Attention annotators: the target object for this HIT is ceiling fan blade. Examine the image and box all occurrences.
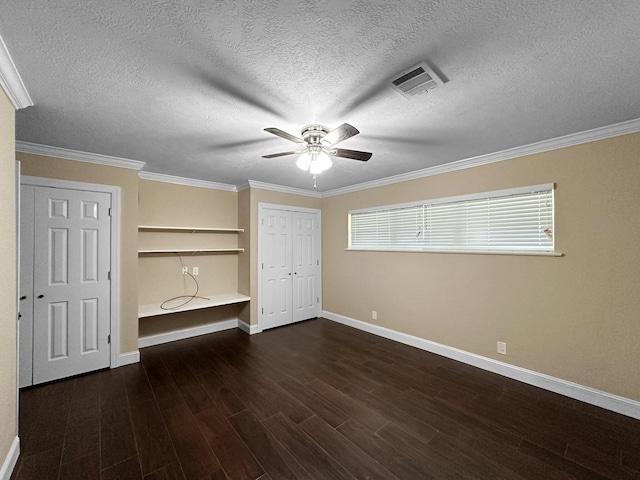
[323,123,360,146]
[264,128,304,144]
[262,151,299,158]
[332,148,372,162]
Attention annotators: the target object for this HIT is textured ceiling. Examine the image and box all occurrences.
[2,0,640,191]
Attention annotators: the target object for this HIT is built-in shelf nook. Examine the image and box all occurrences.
[137,222,249,346]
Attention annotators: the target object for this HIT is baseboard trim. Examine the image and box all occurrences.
[238,320,262,335]
[0,436,19,480]
[118,351,140,366]
[322,311,640,420]
[138,319,239,348]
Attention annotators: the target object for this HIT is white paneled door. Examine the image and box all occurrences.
[292,212,320,323]
[260,206,321,330]
[262,209,293,330]
[21,185,112,386]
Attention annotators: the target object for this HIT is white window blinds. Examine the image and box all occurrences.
[349,184,554,253]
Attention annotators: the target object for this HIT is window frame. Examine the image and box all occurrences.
[347,183,561,256]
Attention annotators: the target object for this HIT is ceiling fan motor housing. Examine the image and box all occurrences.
[301,124,330,146]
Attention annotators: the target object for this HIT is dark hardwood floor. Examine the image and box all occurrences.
[11,318,640,480]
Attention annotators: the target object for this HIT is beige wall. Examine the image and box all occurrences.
[17,153,139,353]
[322,132,640,401]
[138,179,242,337]
[0,90,17,467]
[247,188,322,325]
[9,128,639,408]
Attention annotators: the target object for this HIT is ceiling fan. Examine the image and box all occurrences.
[262,123,372,188]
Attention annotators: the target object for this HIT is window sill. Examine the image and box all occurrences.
[346,248,563,257]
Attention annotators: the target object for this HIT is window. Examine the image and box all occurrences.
[348,184,555,254]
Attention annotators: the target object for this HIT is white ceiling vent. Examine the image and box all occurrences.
[390,62,445,99]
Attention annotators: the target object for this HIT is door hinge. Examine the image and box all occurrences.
[261,307,264,314]
[108,207,111,216]
[107,271,111,280]
[317,259,319,266]
[317,297,319,303]
[107,334,111,344]
[261,263,264,270]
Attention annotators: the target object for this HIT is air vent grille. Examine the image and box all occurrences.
[390,62,445,99]
[392,67,428,88]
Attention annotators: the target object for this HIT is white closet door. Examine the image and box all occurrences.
[260,206,321,330]
[292,212,320,323]
[31,186,111,384]
[261,209,293,330]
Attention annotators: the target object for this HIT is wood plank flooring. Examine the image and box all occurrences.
[11,318,640,480]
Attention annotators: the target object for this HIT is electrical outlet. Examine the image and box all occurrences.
[193,267,199,276]
[372,310,377,320]
[182,266,188,274]
[497,341,507,355]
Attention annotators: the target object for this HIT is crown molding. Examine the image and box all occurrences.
[0,34,33,109]
[139,171,237,192]
[322,117,640,198]
[236,181,251,192]
[245,180,323,198]
[16,141,145,170]
[15,117,640,198]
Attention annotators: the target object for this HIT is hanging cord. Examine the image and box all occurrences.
[160,254,209,310]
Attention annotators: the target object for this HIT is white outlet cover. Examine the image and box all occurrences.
[193,267,199,275]
[497,341,507,355]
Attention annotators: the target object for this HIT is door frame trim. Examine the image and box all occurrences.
[20,175,121,369]
[14,162,20,440]
[257,203,322,332]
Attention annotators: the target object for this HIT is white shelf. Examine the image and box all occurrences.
[138,248,244,254]
[139,225,244,233]
[139,292,250,318]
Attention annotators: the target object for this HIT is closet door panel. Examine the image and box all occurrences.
[261,210,293,329]
[260,206,321,330]
[292,212,320,323]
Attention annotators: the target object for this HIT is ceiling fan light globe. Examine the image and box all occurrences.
[309,159,324,174]
[317,150,333,171]
[296,152,312,171]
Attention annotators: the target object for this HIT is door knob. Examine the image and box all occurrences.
[37,294,44,299]
[20,296,26,300]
